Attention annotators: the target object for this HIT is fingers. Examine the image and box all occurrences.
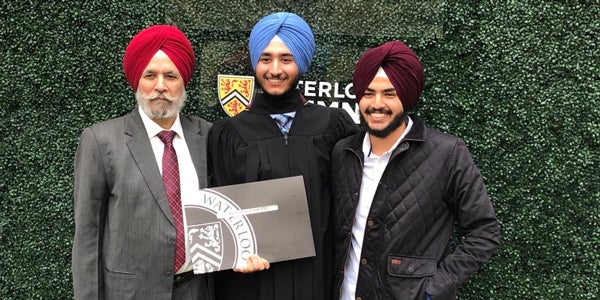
[233,255,270,273]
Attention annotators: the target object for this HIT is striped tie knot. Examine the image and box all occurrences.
[273,114,294,133]
[157,130,177,144]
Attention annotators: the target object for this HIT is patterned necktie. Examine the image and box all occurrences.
[272,113,294,133]
[157,130,185,272]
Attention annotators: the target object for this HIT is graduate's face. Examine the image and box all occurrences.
[136,51,186,122]
[255,41,301,96]
[359,76,406,138]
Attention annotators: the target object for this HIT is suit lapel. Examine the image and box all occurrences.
[125,109,175,226]
[181,116,208,189]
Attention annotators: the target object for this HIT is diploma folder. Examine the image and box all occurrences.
[183,176,316,274]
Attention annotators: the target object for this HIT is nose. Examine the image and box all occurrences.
[269,59,283,76]
[372,92,385,107]
[155,75,167,92]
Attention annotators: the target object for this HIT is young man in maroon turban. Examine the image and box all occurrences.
[331,40,500,300]
[208,12,359,300]
[71,24,216,300]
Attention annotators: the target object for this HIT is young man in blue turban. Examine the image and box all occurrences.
[208,12,359,300]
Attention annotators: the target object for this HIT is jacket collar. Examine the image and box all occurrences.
[343,115,428,155]
[124,107,145,137]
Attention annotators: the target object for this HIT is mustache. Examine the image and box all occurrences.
[365,107,392,115]
[147,93,177,101]
[265,75,286,80]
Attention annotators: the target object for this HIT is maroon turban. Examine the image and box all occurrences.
[353,41,425,111]
[123,25,195,91]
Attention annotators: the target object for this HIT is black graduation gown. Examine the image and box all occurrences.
[208,91,359,300]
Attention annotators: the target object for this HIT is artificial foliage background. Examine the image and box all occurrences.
[0,0,598,299]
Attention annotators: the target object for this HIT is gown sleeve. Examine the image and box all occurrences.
[333,107,360,141]
[207,119,245,187]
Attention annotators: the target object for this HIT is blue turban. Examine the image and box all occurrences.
[249,12,315,75]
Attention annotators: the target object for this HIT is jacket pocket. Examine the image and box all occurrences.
[103,266,135,299]
[387,255,437,278]
[103,265,135,277]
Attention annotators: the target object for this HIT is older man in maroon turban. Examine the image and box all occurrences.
[72,24,217,300]
[331,40,500,300]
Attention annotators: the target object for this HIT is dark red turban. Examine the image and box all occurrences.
[123,25,195,91]
[353,41,425,111]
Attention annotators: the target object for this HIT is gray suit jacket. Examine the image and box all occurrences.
[72,108,212,300]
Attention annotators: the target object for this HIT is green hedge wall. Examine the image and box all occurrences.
[1,0,598,299]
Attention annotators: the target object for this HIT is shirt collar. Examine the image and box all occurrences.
[362,116,414,158]
[269,111,297,118]
[138,106,184,139]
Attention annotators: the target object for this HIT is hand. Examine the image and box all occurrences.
[233,254,270,273]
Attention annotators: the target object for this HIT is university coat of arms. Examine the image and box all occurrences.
[218,75,255,117]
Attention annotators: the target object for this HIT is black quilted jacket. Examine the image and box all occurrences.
[331,116,500,300]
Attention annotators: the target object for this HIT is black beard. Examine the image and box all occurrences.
[360,111,407,138]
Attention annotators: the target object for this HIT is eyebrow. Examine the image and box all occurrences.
[365,87,396,93]
[142,69,179,76]
[260,52,294,58]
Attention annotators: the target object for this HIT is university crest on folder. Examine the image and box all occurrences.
[218,75,255,117]
[184,176,316,274]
